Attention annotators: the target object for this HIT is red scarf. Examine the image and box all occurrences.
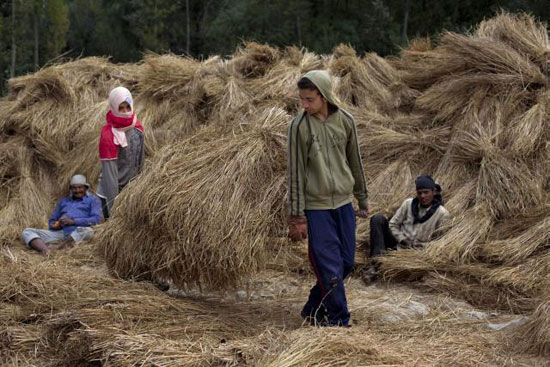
[99,111,144,160]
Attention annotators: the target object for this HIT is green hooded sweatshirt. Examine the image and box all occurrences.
[288,70,368,217]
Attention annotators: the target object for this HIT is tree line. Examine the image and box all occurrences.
[1,0,549,95]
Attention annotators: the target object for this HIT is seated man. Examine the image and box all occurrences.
[21,174,103,255]
[364,175,450,282]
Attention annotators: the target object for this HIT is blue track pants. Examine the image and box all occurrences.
[301,203,355,326]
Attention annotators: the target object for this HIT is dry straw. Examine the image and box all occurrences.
[375,17,550,346]
[98,107,289,290]
[1,11,550,362]
[476,12,550,69]
[515,297,550,357]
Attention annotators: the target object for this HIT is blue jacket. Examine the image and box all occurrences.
[48,194,103,236]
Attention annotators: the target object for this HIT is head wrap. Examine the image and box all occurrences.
[415,175,436,190]
[412,175,443,224]
[99,87,144,161]
[109,87,134,118]
[69,174,90,196]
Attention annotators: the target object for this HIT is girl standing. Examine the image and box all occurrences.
[97,87,144,218]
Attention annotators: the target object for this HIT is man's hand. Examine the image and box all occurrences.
[356,205,371,218]
[59,216,75,226]
[288,216,307,242]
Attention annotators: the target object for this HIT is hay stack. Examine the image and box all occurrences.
[0,58,139,246]
[375,13,550,322]
[231,41,281,78]
[2,10,550,361]
[329,44,415,115]
[475,12,550,70]
[97,107,289,290]
[135,53,214,137]
[250,46,323,112]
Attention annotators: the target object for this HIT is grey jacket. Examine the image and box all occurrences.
[97,127,144,215]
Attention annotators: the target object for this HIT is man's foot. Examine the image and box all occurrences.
[40,248,51,256]
[153,279,170,292]
[49,237,74,251]
[361,264,378,285]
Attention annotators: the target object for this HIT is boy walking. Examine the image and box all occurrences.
[287,70,369,326]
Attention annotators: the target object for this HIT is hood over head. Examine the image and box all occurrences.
[301,70,340,109]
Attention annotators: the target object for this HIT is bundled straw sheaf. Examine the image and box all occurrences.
[97,107,289,290]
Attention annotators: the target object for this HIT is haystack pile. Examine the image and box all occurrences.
[0,42,308,247]
[0,57,137,246]
[376,12,550,311]
[2,10,550,361]
[373,13,550,356]
[99,108,289,289]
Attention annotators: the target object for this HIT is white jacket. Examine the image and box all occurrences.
[389,198,450,244]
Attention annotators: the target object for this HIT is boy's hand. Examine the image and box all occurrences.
[356,205,371,218]
[288,216,307,242]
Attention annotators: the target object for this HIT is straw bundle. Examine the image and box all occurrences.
[506,90,550,157]
[440,32,546,82]
[231,41,281,78]
[407,37,433,52]
[0,146,55,246]
[251,46,323,112]
[202,65,253,123]
[135,53,212,135]
[97,107,289,290]
[515,297,550,357]
[392,47,466,91]
[329,44,409,115]
[475,12,550,69]
[476,151,544,219]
